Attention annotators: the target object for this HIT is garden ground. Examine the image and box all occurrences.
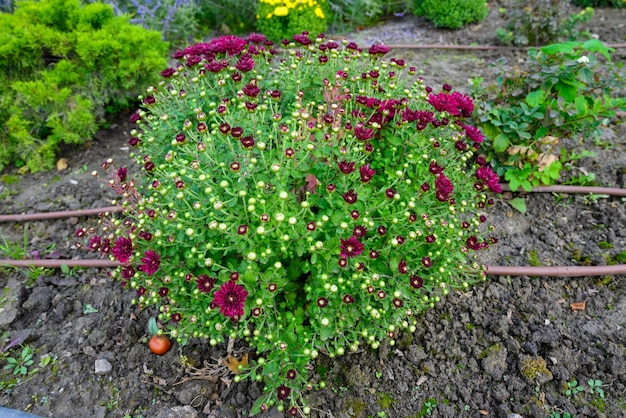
[0,5,625,418]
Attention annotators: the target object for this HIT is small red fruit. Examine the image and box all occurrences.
[148,334,171,355]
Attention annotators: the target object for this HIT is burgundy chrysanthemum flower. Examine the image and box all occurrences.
[398,260,408,274]
[338,160,355,174]
[247,33,266,44]
[340,236,364,258]
[427,92,460,116]
[240,136,255,149]
[277,385,291,401]
[207,35,247,55]
[139,250,160,276]
[112,237,133,263]
[354,123,375,140]
[429,161,444,175]
[377,290,386,299]
[350,210,360,220]
[317,297,328,308]
[205,60,226,73]
[393,298,404,308]
[129,111,141,123]
[128,137,140,147]
[338,257,348,268]
[121,266,135,279]
[292,33,311,45]
[377,225,387,236]
[385,188,396,199]
[476,166,502,193]
[242,83,260,98]
[342,189,358,204]
[368,43,390,55]
[435,174,454,202]
[158,287,169,297]
[359,164,375,183]
[452,91,474,117]
[421,257,432,268]
[410,275,424,289]
[343,294,355,304]
[160,67,175,78]
[464,125,485,143]
[212,281,248,320]
[196,275,216,293]
[369,250,379,259]
[235,54,255,72]
[425,234,436,244]
[353,225,368,238]
[466,236,483,251]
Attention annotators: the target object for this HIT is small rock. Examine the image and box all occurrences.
[0,276,23,326]
[83,346,96,357]
[481,344,508,380]
[508,414,524,418]
[22,286,54,312]
[94,358,112,375]
[154,405,199,418]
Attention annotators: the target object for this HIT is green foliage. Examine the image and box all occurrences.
[571,0,625,7]
[413,0,488,29]
[327,0,414,32]
[82,33,499,414]
[256,0,330,42]
[471,39,626,191]
[0,0,168,173]
[497,0,593,46]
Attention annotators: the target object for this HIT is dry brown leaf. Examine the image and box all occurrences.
[224,353,248,374]
[537,153,557,172]
[479,410,489,415]
[56,158,69,171]
[570,300,587,311]
[539,135,559,145]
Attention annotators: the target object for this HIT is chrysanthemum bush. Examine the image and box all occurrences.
[81,32,500,415]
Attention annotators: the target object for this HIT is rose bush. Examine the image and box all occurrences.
[81,32,500,415]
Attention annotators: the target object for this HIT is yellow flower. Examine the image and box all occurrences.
[314,6,324,19]
[274,6,289,16]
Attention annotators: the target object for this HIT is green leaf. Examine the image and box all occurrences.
[582,39,612,61]
[148,317,158,336]
[493,134,510,153]
[60,264,70,274]
[249,395,269,416]
[554,82,578,102]
[82,303,98,314]
[525,90,544,108]
[574,95,587,116]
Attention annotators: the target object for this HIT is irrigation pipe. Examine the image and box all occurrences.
[385,43,626,50]
[500,184,626,197]
[0,206,124,222]
[1,258,625,277]
[2,184,626,223]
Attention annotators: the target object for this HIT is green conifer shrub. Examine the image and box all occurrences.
[0,0,168,173]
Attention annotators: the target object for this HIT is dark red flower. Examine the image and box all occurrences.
[213,281,248,320]
[398,260,408,274]
[240,136,255,149]
[385,188,396,199]
[429,161,444,175]
[425,235,436,243]
[353,225,367,238]
[160,67,175,78]
[292,33,311,45]
[128,137,140,147]
[368,43,390,55]
[359,164,375,183]
[196,275,216,293]
[338,257,348,268]
[112,237,133,263]
[340,236,364,258]
[452,91,474,117]
[369,250,379,259]
[343,294,355,304]
[338,160,355,174]
[242,83,260,97]
[277,385,291,401]
[427,92,460,116]
[410,275,424,289]
[377,225,387,236]
[235,54,255,72]
[393,298,404,308]
[354,123,375,140]
[207,35,247,55]
[464,125,484,143]
[237,225,248,235]
[139,250,160,276]
[435,174,454,202]
[158,287,169,297]
[342,189,358,204]
[476,166,502,193]
[377,290,386,299]
[421,257,432,268]
[121,266,135,279]
[466,236,483,251]
[317,297,328,308]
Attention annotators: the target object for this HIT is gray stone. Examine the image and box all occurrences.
[481,344,508,380]
[22,286,54,312]
[94,358,112,375]
[0,276,23,326]
[508,414,524,418]
[154,405,199,418]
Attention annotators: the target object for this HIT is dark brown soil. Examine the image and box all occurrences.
[0,4,625,418]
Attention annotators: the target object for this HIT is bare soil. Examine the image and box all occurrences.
[0,4,625,418]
